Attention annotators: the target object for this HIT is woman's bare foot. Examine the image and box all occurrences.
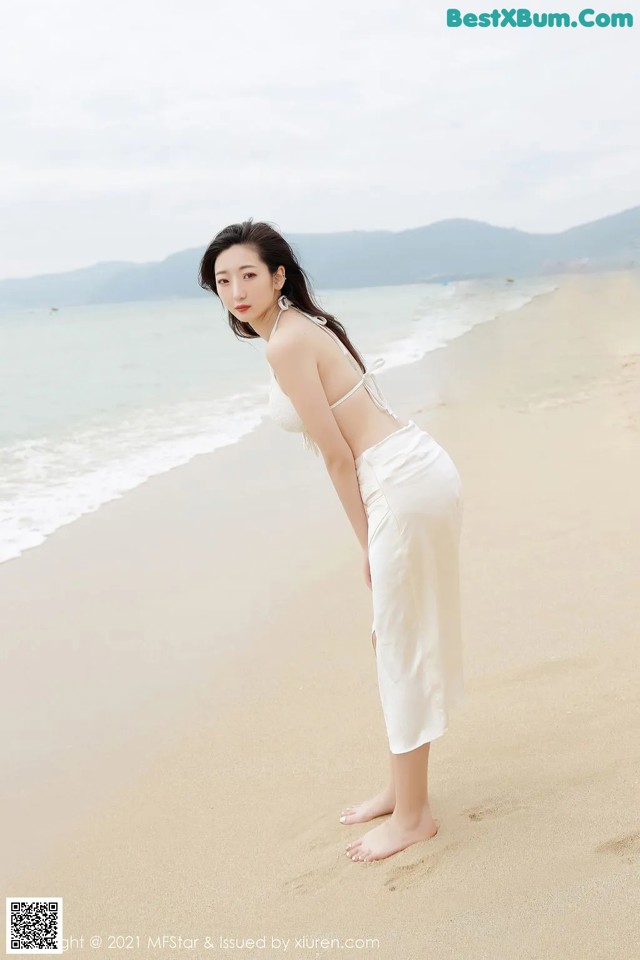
[339,789,395,824]
[345,809,439,862]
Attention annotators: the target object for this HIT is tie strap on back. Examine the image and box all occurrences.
[329,357,386,409]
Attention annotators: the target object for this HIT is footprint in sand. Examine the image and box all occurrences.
[282,868,323,893]
[464,798,526,821]
[384,842,464,891]
[594,831,640,864]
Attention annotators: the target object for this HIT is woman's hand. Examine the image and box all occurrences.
[363,548,372,590]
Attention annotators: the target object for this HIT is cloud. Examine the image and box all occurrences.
[1,0,638,276]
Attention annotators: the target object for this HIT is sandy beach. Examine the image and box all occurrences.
[2,269,639,958]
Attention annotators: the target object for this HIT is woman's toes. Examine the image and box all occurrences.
[339,803,363,823]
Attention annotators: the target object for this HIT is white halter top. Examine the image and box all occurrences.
[266,296,398,455]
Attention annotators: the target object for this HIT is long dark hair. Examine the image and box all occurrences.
[198,219,366,374]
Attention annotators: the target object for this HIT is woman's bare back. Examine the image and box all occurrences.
[276,306,409,461]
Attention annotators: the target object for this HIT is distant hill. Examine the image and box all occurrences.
[2,206,639,308]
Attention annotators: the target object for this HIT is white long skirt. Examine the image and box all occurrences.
[355,420,464,754]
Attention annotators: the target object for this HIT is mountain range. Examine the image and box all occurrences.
[2,206,639,308]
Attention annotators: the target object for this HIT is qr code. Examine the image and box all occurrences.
[6,898,63,954]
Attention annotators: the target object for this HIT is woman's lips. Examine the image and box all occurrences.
[236,305,251,312]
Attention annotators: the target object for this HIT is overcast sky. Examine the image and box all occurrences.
[1,0,637,278]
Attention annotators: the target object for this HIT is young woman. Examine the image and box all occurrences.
[198,219,464,863]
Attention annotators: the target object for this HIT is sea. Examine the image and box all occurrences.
[0,277,556,564]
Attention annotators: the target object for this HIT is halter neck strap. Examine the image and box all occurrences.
[269,295,328,341]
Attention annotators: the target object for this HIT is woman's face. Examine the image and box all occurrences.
[214,244,282,321]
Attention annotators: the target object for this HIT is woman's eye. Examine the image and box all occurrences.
[219,274,254,284]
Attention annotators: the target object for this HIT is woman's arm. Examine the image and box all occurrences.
[267,332,369,549]
[326,458,369,551]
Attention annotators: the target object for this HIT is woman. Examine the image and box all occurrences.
[198,219,464,863]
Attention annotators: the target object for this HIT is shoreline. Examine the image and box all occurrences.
[0,277,546,566]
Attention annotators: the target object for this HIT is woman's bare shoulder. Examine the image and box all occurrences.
[267,307,316,354]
